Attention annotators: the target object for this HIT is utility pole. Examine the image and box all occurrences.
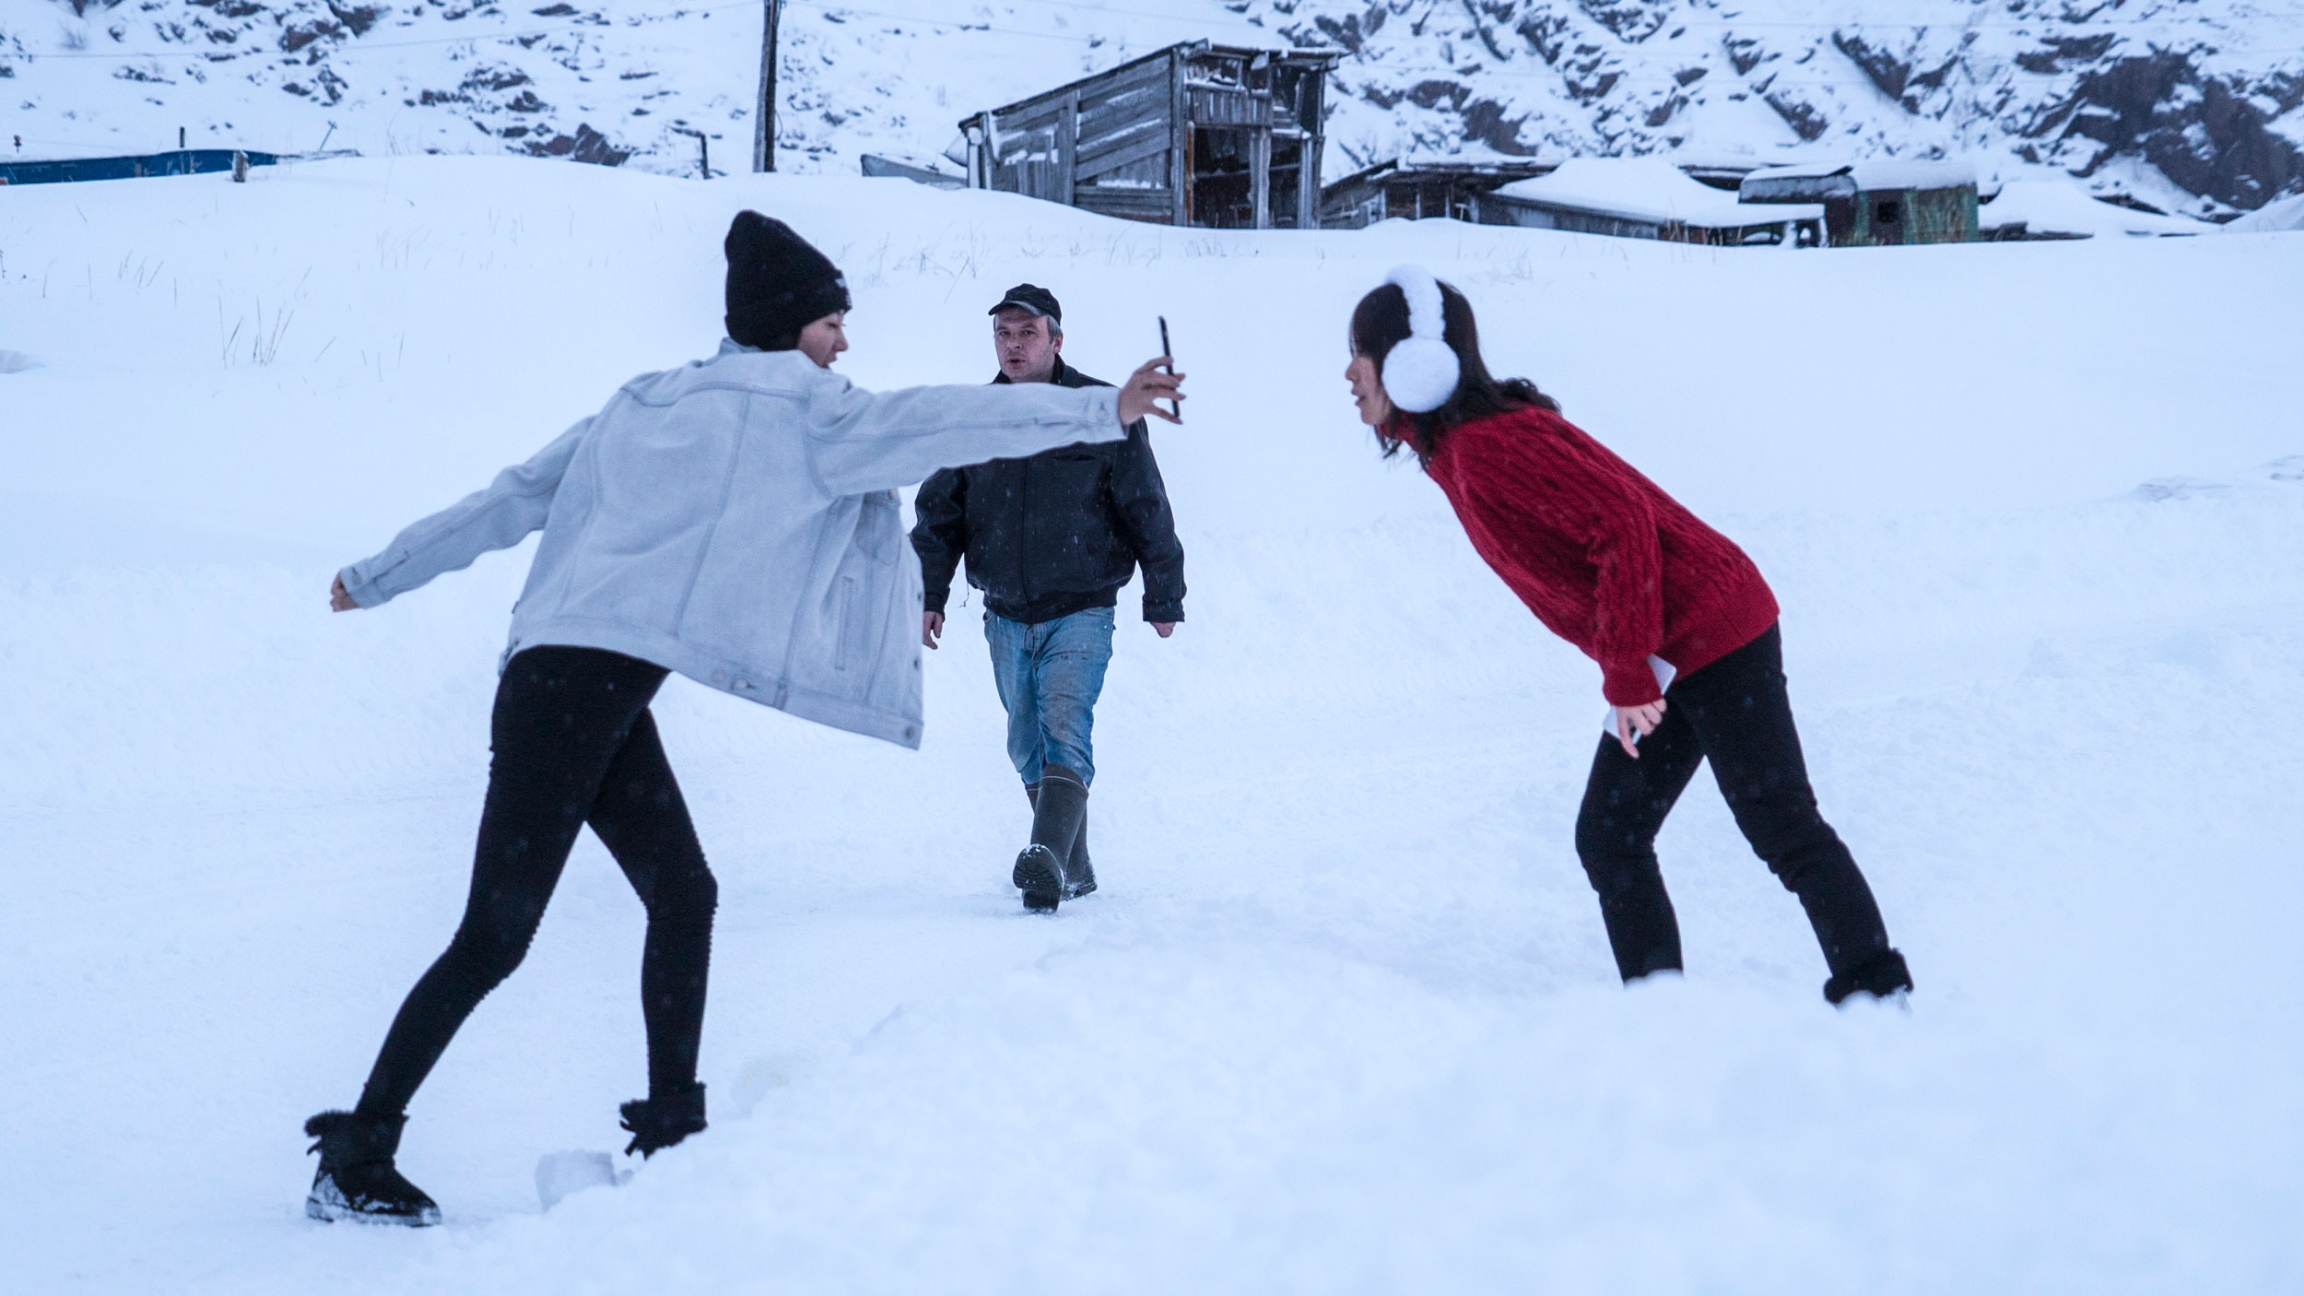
[753,0,781,173]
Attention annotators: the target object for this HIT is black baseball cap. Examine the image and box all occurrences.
[988,283,1062,325]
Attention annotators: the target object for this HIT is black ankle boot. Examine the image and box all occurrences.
[619,1081,707,1158]
[1015,767,1088,912]
[304,1110,440,1226]
[1824,948,1914,1005]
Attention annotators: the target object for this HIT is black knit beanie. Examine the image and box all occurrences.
[724,211,851,351]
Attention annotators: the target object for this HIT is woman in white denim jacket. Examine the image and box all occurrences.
[301,212,1184,1227]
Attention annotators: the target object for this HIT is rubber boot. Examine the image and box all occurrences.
[1027,782,1097,901]
[619,1081,707,1158]
[1064,806,1097,900]
[304,1109,441,1226]
[1824,948,1914,1005]
[1014,766,1088,912]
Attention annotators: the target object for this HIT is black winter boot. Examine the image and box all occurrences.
[304,1110,440,1226]
[1824,948,1914,1005]
[1026,782,1097,901]
[619,1081,707,1158]
[1063,806,1097,900]
[1015,766,1088,912]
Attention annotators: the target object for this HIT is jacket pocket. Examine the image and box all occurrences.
[833,575,861,673]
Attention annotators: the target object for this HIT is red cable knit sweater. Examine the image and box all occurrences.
[1419,404,1780,707]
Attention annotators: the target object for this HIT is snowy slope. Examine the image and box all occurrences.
[4,157,2304,1291]
[4,0,2303,215]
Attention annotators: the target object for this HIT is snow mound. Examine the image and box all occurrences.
[2225,192,2304,233]
[1982,178,2208,239]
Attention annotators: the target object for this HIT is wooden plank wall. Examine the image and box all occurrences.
[989,49,1182,224]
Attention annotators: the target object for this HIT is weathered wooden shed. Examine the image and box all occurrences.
[1738,161,1978,246]
[1318,159,1556,229]
[958,41,1338,229]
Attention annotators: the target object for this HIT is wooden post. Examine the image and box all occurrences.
[1056,89,1078,208]
[753,0,781,173]
[1250,129,1271,229]
[231,150,248,183]
[1302,63,1327,230]
[1169,50,1190,226]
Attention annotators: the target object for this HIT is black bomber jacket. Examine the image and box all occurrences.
[910,356,1186,626]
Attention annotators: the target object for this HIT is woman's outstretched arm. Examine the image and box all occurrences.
[804,359,1182,497]
[331,417,592,611]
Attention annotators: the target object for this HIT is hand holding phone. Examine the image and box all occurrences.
[1158,316,1183,424]
[1118,356,1186,426]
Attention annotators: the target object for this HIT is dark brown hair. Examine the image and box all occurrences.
[1350,280,1557,463]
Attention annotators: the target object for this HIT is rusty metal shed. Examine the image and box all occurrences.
[1739,161,1979,246]
[958,41,1338,228]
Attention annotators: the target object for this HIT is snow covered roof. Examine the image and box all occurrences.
[1755,159,1977,189]
[1488,158,1819,228]
[1980,180,2209,238]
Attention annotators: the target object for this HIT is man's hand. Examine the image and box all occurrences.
[1151,622,1176,639]
[1117,356,1185,426]
[1610,700,1666,758]
[922,610,944,649]
[330,575,359,612]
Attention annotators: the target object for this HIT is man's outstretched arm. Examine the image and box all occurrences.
[911,469,969,648]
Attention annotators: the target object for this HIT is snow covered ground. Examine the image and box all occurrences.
[3,158,2302,1292]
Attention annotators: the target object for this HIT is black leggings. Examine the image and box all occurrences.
[1574,623,1890,982]
[356,646,718,1118]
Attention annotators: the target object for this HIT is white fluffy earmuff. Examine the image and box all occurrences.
[1380,265,1461,414]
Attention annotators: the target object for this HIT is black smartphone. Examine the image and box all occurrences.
[1157,316,1182,423]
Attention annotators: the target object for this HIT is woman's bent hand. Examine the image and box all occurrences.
[330,576,359,612]
[1611,700,1666,759]
[1118,357,1185,426]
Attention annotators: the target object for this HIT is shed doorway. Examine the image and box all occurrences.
[1267,135,1306,229]
[1189,128,1256,228]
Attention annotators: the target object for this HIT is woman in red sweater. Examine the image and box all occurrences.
[1348,267,1911,1004]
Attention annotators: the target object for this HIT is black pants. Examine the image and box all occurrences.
[1574,623,1890,982]
[356,646,718,1118]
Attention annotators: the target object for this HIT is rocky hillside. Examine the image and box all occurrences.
[1277,0,2304,217]
[4,0,2299,215]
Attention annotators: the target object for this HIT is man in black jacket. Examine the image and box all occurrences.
[912,283,1186,913]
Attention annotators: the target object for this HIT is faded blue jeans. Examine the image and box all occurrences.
[985,607,1115,786]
